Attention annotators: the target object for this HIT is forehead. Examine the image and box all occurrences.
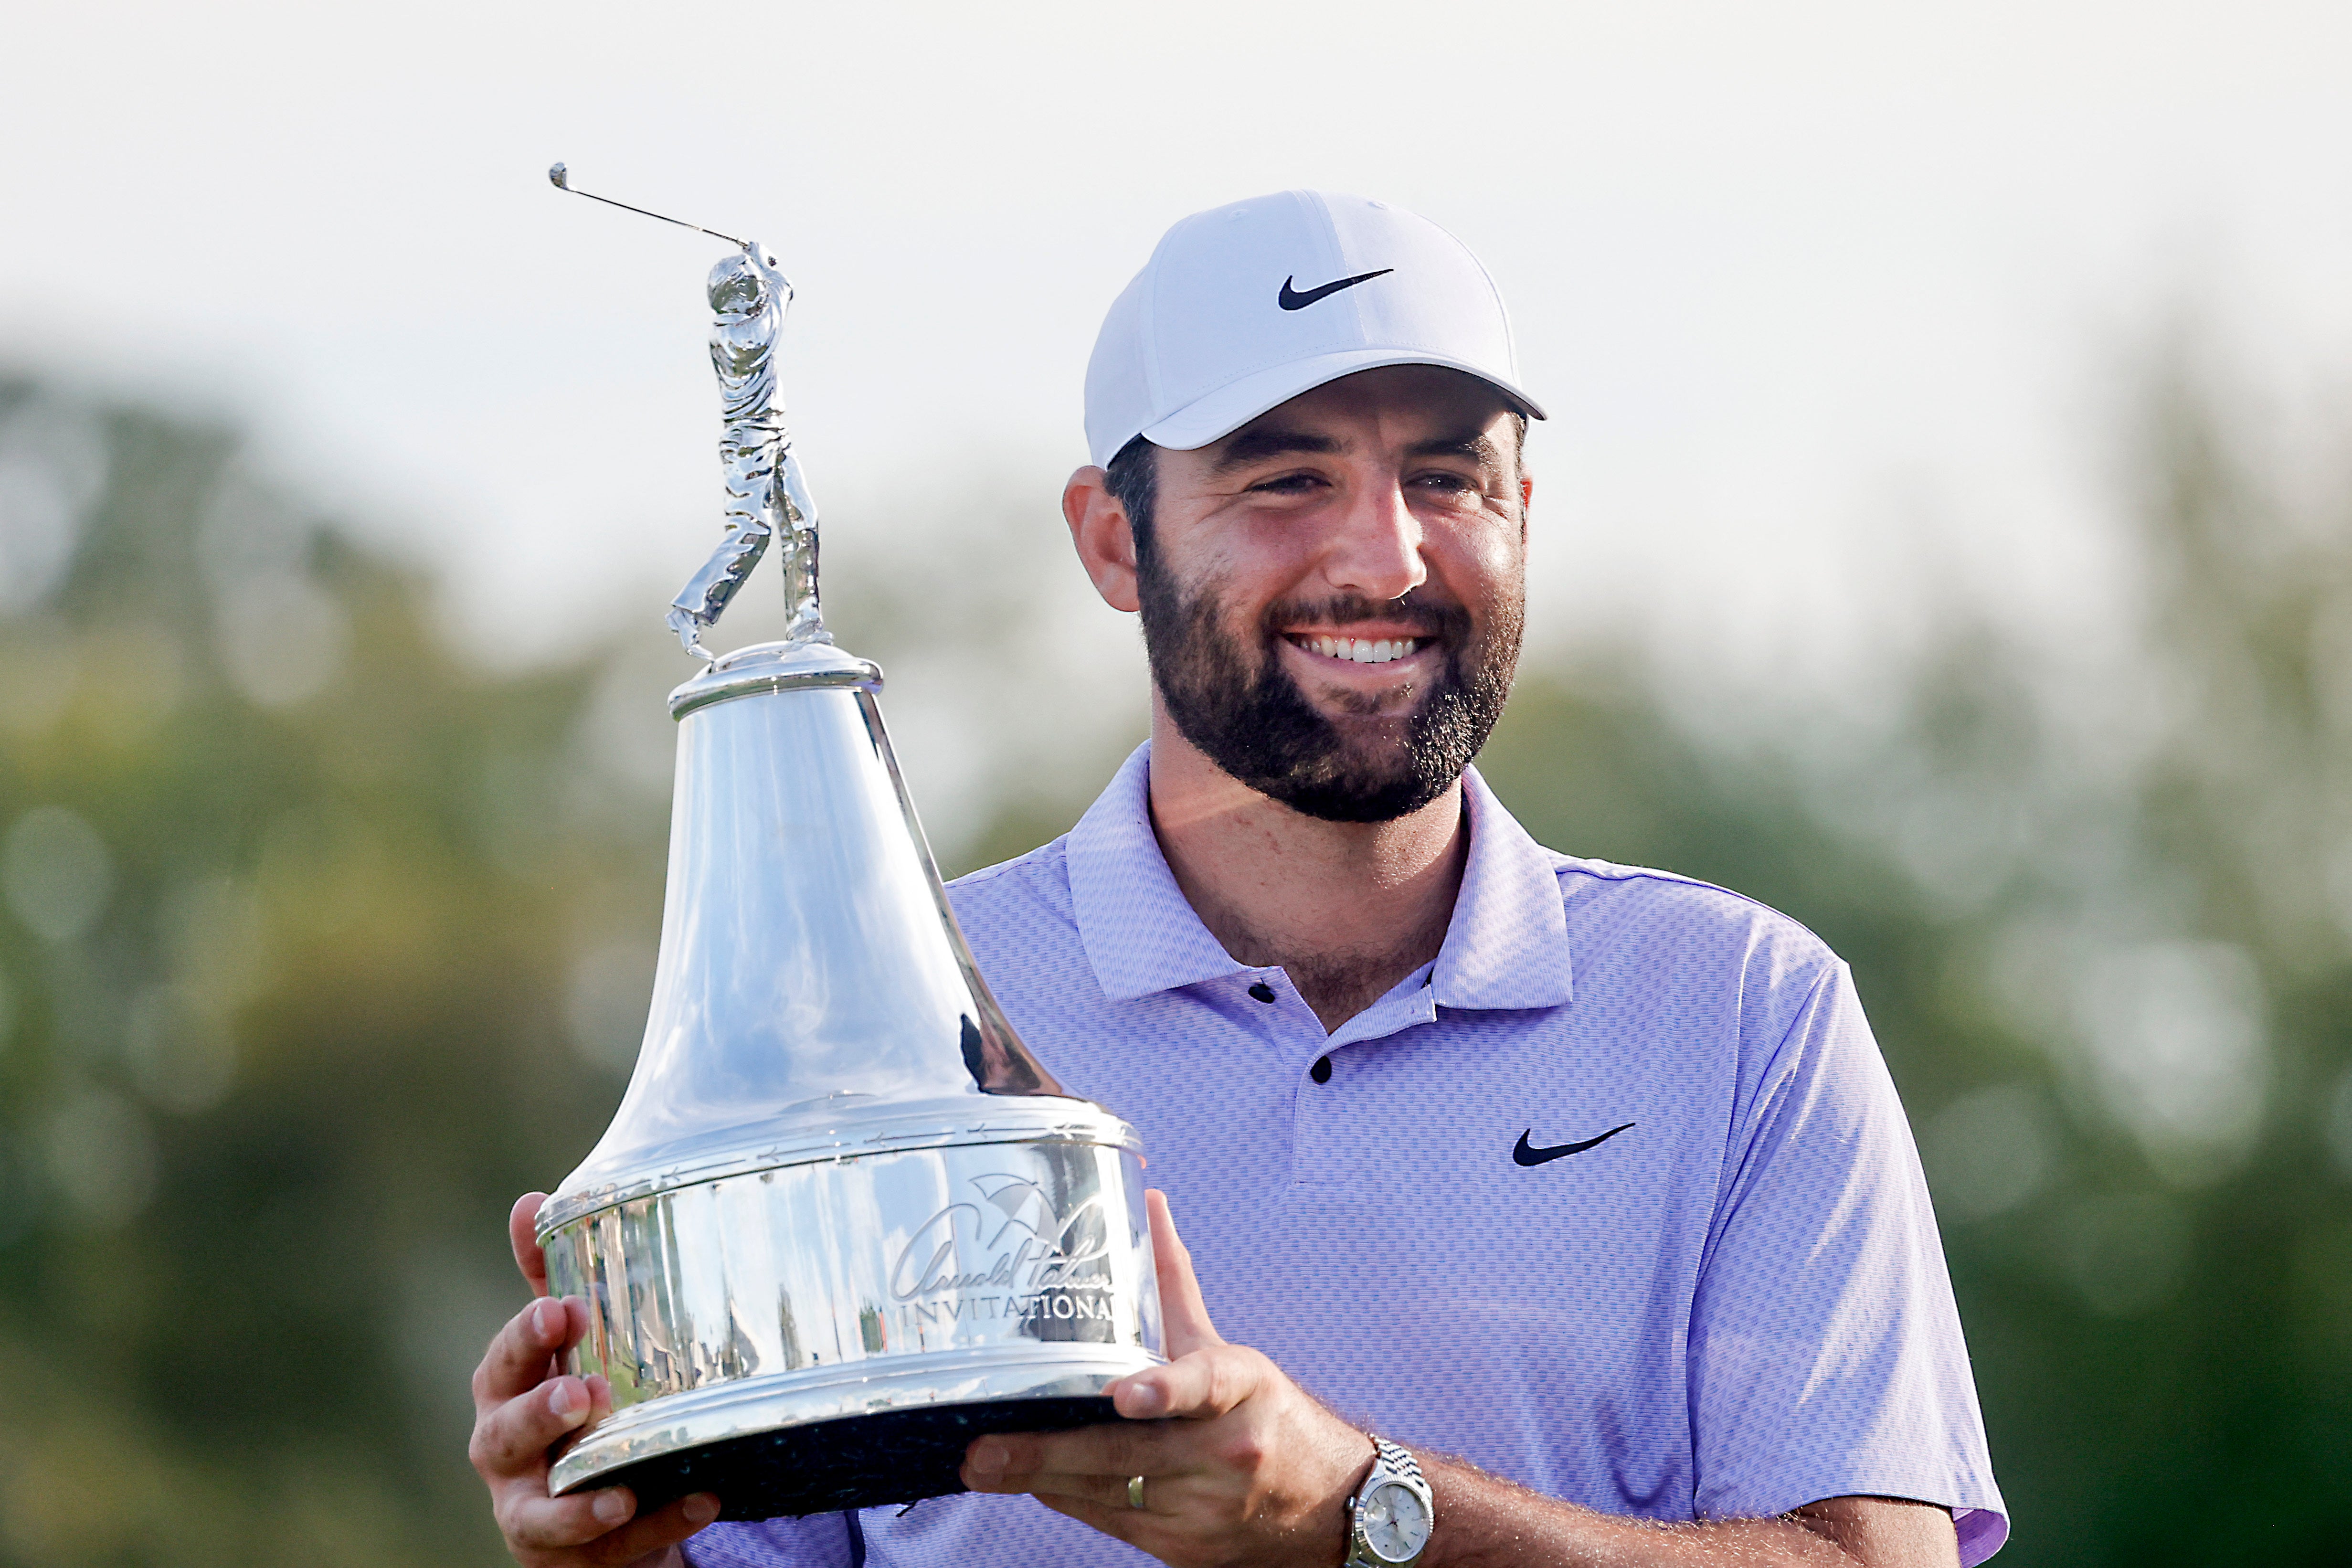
[1225,364,1518,446]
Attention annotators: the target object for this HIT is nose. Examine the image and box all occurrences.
[1317,473,1426,604]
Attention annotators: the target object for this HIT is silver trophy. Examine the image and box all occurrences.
[537,166,1163,1520]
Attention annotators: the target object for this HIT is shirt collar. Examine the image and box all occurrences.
[1067,742,1573,1011]
[1432,764,1575,1010]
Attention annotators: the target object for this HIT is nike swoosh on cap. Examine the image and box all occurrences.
[1512,1123,1636,1166]
[1277,269,1393,311]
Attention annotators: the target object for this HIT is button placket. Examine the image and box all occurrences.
[1289,972,1446,1184]
[1250,972,1329,1178]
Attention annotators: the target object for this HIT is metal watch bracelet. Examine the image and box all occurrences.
[1345,1434,1433,1568]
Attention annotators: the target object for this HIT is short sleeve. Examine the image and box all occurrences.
[1689,961,2010,1565]
[682,1513,857,1568]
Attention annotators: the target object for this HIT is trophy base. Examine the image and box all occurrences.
[548,1344,1164,1521]
[588,1394,1120,1521]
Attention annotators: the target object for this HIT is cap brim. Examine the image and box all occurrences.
[1139,349,1547,456]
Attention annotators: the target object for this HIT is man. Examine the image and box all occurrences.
[472,191,2007,1568]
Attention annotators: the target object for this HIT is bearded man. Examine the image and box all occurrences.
[472,191,2008,1568]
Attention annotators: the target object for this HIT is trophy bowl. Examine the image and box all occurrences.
[541,1117,1158,1518]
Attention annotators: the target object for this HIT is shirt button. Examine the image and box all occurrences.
[1310,1055,1333,1083]
[1248,982,1277,1003]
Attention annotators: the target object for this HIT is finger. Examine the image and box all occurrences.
[584,1371,614,1426]
[1114,1342,1263,1422]
[472,1297,577,1412]
[498,1483,638,1551]
[511,1193,551,1298]
[596,1491,722,1561]
[978,1467,1160,1513]
[471,1373,597,1478]
[1144,1190,1220,1356]
[504,1484,721,1557]
[963,1423,1177,1491]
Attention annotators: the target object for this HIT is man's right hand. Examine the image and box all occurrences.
[469,1192,720,1568]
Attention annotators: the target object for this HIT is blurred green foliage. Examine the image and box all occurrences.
[0,352,2346,1566]
[0,377,684,1564]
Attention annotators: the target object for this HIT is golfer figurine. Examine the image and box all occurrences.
[545,163,824,656]
[665,241,827,657]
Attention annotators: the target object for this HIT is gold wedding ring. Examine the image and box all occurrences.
[1127,1474,1148,1510]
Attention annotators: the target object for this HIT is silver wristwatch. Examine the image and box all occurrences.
[1345,1435,1433,1567]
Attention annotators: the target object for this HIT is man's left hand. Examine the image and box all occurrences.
[961,1190,1374,1568]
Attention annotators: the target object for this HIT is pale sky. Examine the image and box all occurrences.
[4,0,2348,713]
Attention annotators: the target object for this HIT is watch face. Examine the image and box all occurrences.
[1361,1479,1430,1562]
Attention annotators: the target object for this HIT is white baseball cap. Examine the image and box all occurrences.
[1083,189,1545,469]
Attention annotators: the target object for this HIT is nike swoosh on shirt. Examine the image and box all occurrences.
[1277,269,1393,310]
[1512,1123,1636,1166]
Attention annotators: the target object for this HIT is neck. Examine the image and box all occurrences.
[1144,699,1468,1033]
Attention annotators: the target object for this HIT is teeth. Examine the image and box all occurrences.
[1297,636,1417,664]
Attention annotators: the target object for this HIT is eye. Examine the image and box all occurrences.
[1249,472,1325,495]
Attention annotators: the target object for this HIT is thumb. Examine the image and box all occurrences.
[510,1192,551,1299]
[1145,1188,1221,1356]
[1109,1190,1237,1420]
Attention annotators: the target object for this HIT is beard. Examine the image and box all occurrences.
[1135,552,1524,824]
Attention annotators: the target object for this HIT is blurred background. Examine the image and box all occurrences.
[2,2,2349,1563]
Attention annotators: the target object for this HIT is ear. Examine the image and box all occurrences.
[1063,465,1142,614]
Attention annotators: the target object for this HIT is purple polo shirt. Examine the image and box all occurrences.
[687,745,2008,1568]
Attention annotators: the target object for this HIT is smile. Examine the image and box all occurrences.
[1285,634,1422,666]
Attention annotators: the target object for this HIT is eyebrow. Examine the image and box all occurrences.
[1208,426,1340,474]
[1406,430,1509,470]
[1208,425,1509,476]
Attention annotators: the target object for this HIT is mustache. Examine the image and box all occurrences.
[1256,591,1468,641]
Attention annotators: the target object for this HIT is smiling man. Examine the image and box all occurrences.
[471,191,2007,1568]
